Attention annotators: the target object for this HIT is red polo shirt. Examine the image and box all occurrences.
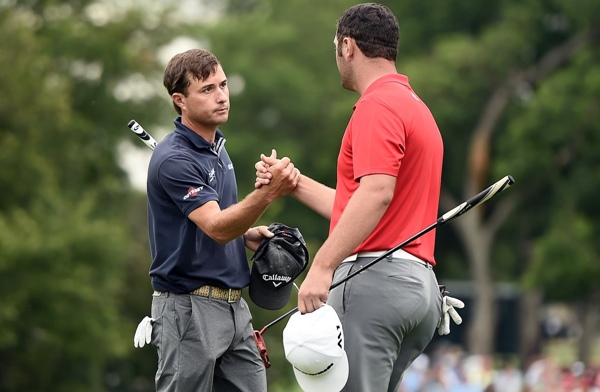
[331,74,443,265]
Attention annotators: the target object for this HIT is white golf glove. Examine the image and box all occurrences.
[438,296,465,335]
[134,316,154,348]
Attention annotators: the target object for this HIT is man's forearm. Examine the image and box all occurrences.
[199,157,299,243]
[218,189,275,241]
[311,184,388,273]
[189,187,279,244]
[292,174,335,219]
[310,174,395,273]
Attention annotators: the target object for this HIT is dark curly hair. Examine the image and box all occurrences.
[336,3,399,61]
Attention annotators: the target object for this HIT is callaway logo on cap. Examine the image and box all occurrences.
[261,274,292,287]
[249,222,309,310]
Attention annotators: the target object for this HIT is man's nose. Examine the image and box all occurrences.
[216,89,228,103]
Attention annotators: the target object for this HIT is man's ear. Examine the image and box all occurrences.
[172,93,185,110]
[343,37,355,59]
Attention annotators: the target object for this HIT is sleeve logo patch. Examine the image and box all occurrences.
[183,186,203,200]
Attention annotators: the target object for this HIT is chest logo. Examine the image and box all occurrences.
[208,168,216,183]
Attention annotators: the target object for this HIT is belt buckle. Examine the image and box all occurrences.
[227,289,235,303]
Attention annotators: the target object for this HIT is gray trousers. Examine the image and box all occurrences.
[327,255,442,392]
[150,292,266,392]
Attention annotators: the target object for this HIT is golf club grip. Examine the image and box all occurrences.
[127,119,158,150]
[439,175,515,223]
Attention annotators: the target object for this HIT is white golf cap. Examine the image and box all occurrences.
[283,304,349,392]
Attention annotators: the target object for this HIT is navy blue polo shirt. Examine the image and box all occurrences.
[147,117,249,293]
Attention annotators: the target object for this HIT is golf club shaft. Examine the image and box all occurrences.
[261,175,515,331]
[127,119,158,150]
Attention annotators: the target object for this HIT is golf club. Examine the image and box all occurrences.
[252,174,515,368]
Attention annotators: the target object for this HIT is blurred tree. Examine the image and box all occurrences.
[402,0,599,357]
[0,193,129,390]
[0,1,181,390]
[500,45,600,364]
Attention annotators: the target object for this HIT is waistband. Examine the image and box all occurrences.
[153,285,242,303]
[342,249,429,266]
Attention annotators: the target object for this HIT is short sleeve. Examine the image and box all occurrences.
[157,155,219,215]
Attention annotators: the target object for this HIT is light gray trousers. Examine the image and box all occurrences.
[151,292,266,392]
[327,255,442,392]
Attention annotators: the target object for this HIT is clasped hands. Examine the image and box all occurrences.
[254,149,296,189]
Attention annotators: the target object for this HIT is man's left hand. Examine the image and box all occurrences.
[438,296,465,335]
[243,225,274,252]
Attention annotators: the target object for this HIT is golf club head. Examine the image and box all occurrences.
[253,330,271,368]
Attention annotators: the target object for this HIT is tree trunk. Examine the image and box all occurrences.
[518,289,543,369]
[445,30,592,356]
[458,210,497,355]
[577,291,600,365]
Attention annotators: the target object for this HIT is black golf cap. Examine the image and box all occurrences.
[249,223,309,310]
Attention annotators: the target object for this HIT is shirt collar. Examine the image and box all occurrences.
[173,117,225,150]
[354,73,410,109]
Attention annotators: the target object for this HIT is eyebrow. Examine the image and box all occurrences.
[199,78,227,89]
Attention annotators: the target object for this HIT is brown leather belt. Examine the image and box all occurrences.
[190,285,242,302]
[153,285,242,303]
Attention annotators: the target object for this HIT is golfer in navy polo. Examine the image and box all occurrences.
[144,49,300,392]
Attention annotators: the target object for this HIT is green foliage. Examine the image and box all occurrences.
[497,51,600,186]
[0,192,129,391]
[496,47,600,300]
[523,210,599,301]
[0,1,182,391]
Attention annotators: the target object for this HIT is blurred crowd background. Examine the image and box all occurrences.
[1,0,598,391]
[400,344,600,392]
